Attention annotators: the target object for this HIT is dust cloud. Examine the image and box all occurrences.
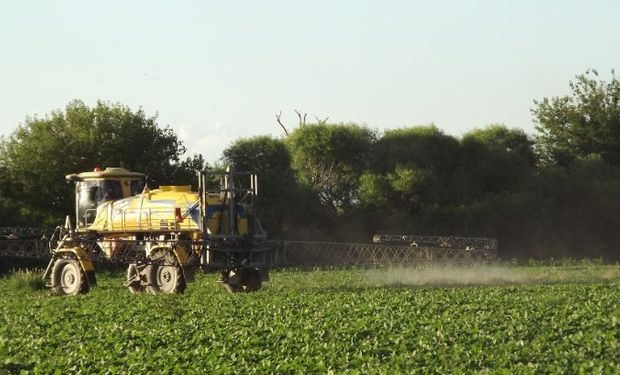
[365,264,620,287]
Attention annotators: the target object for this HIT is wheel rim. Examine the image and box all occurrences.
[60,263,79,294]
[156,266,178,293]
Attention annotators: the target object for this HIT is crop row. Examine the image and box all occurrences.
[0,267,618,373]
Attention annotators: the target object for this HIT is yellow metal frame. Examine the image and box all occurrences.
[56,247,95,272]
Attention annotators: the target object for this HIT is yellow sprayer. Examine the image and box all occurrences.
[43,167,270,295]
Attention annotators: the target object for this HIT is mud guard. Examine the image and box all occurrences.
[44,248,96,286]
[171,245,196,283]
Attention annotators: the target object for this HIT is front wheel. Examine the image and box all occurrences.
[51,259,89,296]
[126,264,145,294]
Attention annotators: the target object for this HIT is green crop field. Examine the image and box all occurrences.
[1,264,618,374]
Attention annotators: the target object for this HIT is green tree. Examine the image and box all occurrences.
[0,100,203,226]
[222,136,304,236]
[360,126,460,211]
[372,125,461,173]
[532,69,620,166]
[286,123,376,214]
[0,164,23,226]
[458,124,536,199]
[358,124,538,245]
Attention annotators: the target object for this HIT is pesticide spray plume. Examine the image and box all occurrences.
[366,264,620,287]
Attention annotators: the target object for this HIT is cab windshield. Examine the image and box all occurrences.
[77,180,122,227]
[130,179,145,196]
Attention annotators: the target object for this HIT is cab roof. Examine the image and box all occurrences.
[66,167,145,181]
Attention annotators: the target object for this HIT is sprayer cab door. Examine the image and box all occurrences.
[75,178,144,228]
[76,180,122,227]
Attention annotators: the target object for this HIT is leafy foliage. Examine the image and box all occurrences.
[286,123,376,214]
[222,136,308,236]
[0,100,203,225]
[533,69,620,166]
[2,70,620,261]
[459,125,536,198]
[0,267,617,373]
[359,126,461,211]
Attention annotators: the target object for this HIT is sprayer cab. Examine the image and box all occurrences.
[65,167,145,229]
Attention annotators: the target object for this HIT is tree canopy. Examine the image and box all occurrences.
[285,123,376,214]
[0,100,203,225]
[360,126,461,211]
[222,136,304,236]
[2,70,620,261]
[533,70,620,166]
[459,125,536,198]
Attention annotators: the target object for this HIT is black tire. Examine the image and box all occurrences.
[242,268,262,292]
[223,283,242,293]
[145,254,186,295]
[51,259,89,296]
[222,268,262,293]
[126,264,145,294]
[144,265,159,295]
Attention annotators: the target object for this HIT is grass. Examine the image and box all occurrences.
[0,264,618,374]
[1,269,46,291]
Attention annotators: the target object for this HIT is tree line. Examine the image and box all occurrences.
[1,70,619,260]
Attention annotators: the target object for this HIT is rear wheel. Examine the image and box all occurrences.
[223,283,242,293]
[222,267,262,293]
[51,259,89,296]
[242,268,262,292]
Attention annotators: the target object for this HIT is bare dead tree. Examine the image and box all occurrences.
[276,109,330,135]
[275,111,289,136]
[315,116,330,125]
[294,109,307,125]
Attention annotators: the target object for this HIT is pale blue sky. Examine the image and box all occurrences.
[1,0,618,162]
